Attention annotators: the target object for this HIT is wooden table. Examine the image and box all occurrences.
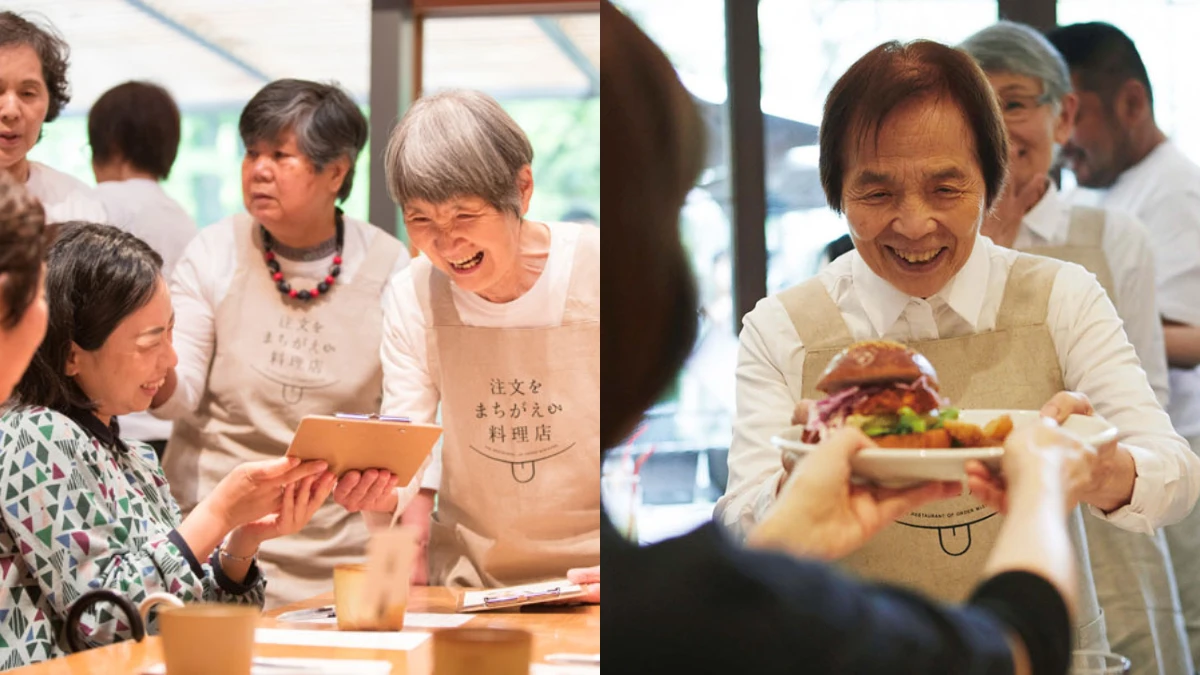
[7,587,599,674]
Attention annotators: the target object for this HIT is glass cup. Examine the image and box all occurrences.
[601,470,642,542]
[433,627,532,675]
[333,563,406,631]
[1070,651,1131,675]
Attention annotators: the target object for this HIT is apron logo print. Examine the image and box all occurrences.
[894,510,999,556]
[468,443,576,483]
[251,366,338,403]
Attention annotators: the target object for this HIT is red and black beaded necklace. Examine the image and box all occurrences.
[261,209,344,301]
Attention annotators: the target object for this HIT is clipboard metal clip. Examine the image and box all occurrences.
[482,587,562,607]
[335,412,411,423]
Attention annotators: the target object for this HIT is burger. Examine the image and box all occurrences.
[801,340,959,448]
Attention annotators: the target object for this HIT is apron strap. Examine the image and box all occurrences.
[408,261,447,392]
[996,253,1062,330]
[563,224,600,324]
[1067,206,1106,247]
[778,277,854,350]
[232,213,257,269]
[354,227,405,288]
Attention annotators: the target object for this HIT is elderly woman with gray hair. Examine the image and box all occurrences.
[960,23,1183,673]
[148,79,415,608]
[344,90,600,599]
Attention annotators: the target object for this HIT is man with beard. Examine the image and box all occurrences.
[1049,21,1200,670]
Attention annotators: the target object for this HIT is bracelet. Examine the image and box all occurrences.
[217,544,257,563]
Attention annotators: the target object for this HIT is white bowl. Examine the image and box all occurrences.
[771,409,1118,487]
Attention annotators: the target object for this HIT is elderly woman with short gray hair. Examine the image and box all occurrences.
[148,78,415,608]
[960,22,1182,673]
[345,89,601,599]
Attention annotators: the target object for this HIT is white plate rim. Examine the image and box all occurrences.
[771,410,1117,460]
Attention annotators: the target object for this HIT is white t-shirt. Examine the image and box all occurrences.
[1012,182,1169,408]
[153,213,411,421]
[95,179,198,278]
[716,235,1199,538]
[379,221,588,491]
[24,161,108,224]
[1088,141,1200,437]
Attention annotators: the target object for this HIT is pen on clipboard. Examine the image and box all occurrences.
[335,412,411,423]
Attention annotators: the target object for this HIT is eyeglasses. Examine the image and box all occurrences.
[998,93,1053,123]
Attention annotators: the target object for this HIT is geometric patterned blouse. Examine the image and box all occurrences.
[0,405,265,668]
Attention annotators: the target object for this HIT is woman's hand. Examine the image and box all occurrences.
[967,419,1097,514]
[748,428,960,561]
[333,469,401,513]
[969,391,1130,512]
[982,172,1046,248]
[205,456,330,531]
[567,566,600,603]
[234,470,338,544]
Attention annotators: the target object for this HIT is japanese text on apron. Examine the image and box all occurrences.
[163,214,403,608]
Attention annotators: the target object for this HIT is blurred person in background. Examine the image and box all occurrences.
[961,21,1184,674]
[88,80,198,459]
[89,81,196,277]
[1049,21,1200,668]
[0,11,105,223]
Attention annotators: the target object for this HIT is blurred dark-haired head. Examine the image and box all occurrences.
[89,81,182,180]
[601,1,706,450]
[0,172,50,402]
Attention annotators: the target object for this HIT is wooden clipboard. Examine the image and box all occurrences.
[286,414,441,483]
[457,579,586,612]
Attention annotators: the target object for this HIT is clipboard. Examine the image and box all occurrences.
[457,580,586,612]
[286,413,441,484]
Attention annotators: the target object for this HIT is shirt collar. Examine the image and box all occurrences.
[850,233,993,335]
[64,406,128,453]
[1021,181,1066,242]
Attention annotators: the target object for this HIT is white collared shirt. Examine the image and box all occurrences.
[1012,182,1169,408]
[1079,141,1200,438]
[715,235,1199,537]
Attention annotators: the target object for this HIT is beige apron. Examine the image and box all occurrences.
[778,253,1107,651]
[1025,206,1116,297]
[1165,434,1200,671]
[163,214,403,608]
[417,226,600,588]
[1025,207,1190,674]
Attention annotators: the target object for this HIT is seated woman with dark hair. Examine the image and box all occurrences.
[0,220,333,667]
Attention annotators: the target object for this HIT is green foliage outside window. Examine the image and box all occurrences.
[29,97,599,239]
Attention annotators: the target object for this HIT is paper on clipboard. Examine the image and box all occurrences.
[458,580,585,612]
[286,413,441,483]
